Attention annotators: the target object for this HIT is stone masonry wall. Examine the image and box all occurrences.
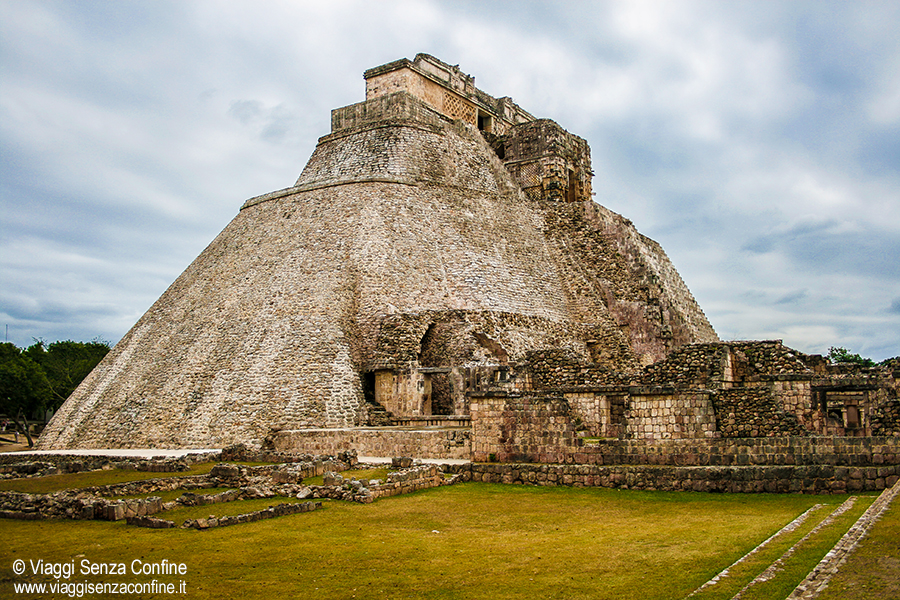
[267,427,472,460]
[565,390,627,438]
[578,436,900,468]
[625,389,718,440]
[470,390,900,465]
[771,376,820,432]
[455,462,898,494]
[502,119,593,203]
[714,386,808,438]
[525,349,629,389]
[331,91,446,133]
[470,394,577,463]
[871,398,900,436]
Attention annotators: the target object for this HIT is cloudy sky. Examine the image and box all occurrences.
[2,0,898,361]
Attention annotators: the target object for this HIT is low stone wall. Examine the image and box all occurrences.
[268,427,471,459]
[177,489,241,506]
[369,465,450,500]
[86,475,218,498]
[0,492,167,521]
[450,462,899,494]
[578,436,900,467]
[180,501,322,530]
[220,444,358,467]
[0,453,215,479]
[206,460,352,488]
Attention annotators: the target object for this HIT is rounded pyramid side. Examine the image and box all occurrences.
[38,113,629,449]
[37,192,366,449]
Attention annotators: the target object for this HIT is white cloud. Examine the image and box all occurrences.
[1,0,898,361]
[868,68,900,125]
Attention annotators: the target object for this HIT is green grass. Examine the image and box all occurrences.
[817,500,900,600]
[0,481,874,600]
[688,503,831,599]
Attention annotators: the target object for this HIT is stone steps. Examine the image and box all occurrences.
[685,478,900,599]
[786,479,900,599]
[727,496,865,599]
[363,400,395,427]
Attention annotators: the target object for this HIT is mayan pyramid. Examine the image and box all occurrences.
[38,54,717,450]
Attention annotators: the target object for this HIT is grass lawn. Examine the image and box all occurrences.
[816,500,900,600]
[1,479,880,600]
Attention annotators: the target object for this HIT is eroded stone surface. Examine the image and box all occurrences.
[39,55,716,450]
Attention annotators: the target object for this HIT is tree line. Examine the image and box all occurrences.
[0,339,110,421]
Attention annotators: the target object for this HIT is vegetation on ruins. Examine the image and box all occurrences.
[825,345,900,369]
[0,339,109,420]
[827,346,877,368]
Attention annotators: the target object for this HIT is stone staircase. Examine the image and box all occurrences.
[362,400,394,427]
[685,479,900,599]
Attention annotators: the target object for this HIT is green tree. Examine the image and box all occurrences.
[826,346,876,368]
[0,342,52,419]
[26,339,110,410]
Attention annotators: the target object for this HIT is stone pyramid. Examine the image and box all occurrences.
[38,54,717,449]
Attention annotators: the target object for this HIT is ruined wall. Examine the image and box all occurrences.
[713,386,808,438]
[470,392,900,468]
[525,349,628,389]
[639,344,729,387]
[731,340,815,375]
[635,340,814,389]
[268,427,471,460]
[871,399,900,436]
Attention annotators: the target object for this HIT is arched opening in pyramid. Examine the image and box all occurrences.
[418,321,466,416]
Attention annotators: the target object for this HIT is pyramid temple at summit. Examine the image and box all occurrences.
[39,55,898,459]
